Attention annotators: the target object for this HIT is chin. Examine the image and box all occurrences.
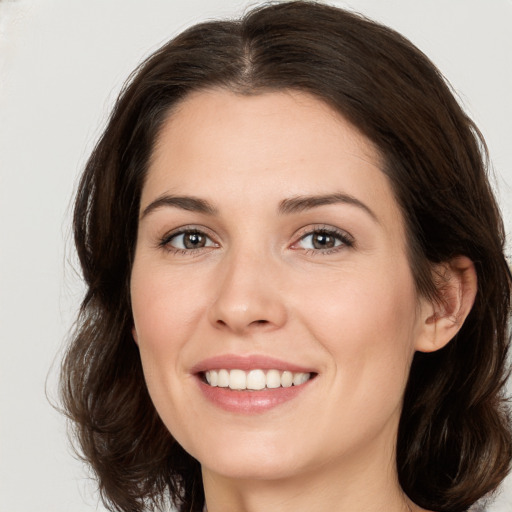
[200,452,307,481]
[182,426,326,482]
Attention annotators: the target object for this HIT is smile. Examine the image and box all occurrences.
[194,355,318,413]
[204,369,312,390]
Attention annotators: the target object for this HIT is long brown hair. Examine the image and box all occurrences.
[61,2,511,511]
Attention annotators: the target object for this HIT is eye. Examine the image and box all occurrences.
[161,229,217,252]
[293,227,354,253]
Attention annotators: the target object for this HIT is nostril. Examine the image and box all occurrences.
[213,317,271,333]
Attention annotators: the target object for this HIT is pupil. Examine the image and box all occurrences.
[184,232,205,249]
[313,233,335,249]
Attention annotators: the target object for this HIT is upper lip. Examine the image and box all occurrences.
[190,354,316,374]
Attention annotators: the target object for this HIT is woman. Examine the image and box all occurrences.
[60,1,512,511]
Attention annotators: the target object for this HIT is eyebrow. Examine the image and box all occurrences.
[141,195,218,219]
[278,193,378,222]
[141,192,378,222]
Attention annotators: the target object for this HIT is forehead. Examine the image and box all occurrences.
[150,88,381,167]
[142,89,403,235]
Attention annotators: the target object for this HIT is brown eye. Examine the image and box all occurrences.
[296,228,353,252]
[165,230,216,250]
[183,232,206,249]
[311,232,337,249]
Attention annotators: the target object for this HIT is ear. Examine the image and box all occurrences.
[415,256,477,353]
[132,326,139,345]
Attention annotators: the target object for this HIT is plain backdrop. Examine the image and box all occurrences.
[0,1,510,511]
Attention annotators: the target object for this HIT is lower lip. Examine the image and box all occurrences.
[197,378,313,414]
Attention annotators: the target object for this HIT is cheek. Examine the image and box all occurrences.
[130,261,207,431]
[300,256,417,331]
[130,259,207,414]
[295,259,419,391]
[292,263,419,447]
[131,260,205,349]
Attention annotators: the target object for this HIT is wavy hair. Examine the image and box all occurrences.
[60,2,511,511]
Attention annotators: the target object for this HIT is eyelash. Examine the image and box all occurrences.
[158,227,218,256]
[158,225,354,256]
[293,225,354,255]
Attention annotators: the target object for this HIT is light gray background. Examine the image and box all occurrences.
[0,1,510,511]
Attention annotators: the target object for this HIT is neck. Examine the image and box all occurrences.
[201,434,427,512]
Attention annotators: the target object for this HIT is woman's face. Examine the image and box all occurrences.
[130,89,432,481]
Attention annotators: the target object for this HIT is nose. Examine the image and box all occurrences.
[208,248,287,335]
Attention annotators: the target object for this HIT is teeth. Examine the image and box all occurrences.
[229,369,246,390]
[281,371,293,388]
[266,369,281,389]
[217,369,229,388]
[204,369,312,390]
[246,369,266,390]
[293,372,310,386]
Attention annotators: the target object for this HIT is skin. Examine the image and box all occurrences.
[130,89,476,512]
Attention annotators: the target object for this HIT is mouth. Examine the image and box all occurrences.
[193,355,318,413]
[200,369,316,390]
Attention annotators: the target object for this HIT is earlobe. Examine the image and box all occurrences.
[415,256,477,353]
[132,326,139,344]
